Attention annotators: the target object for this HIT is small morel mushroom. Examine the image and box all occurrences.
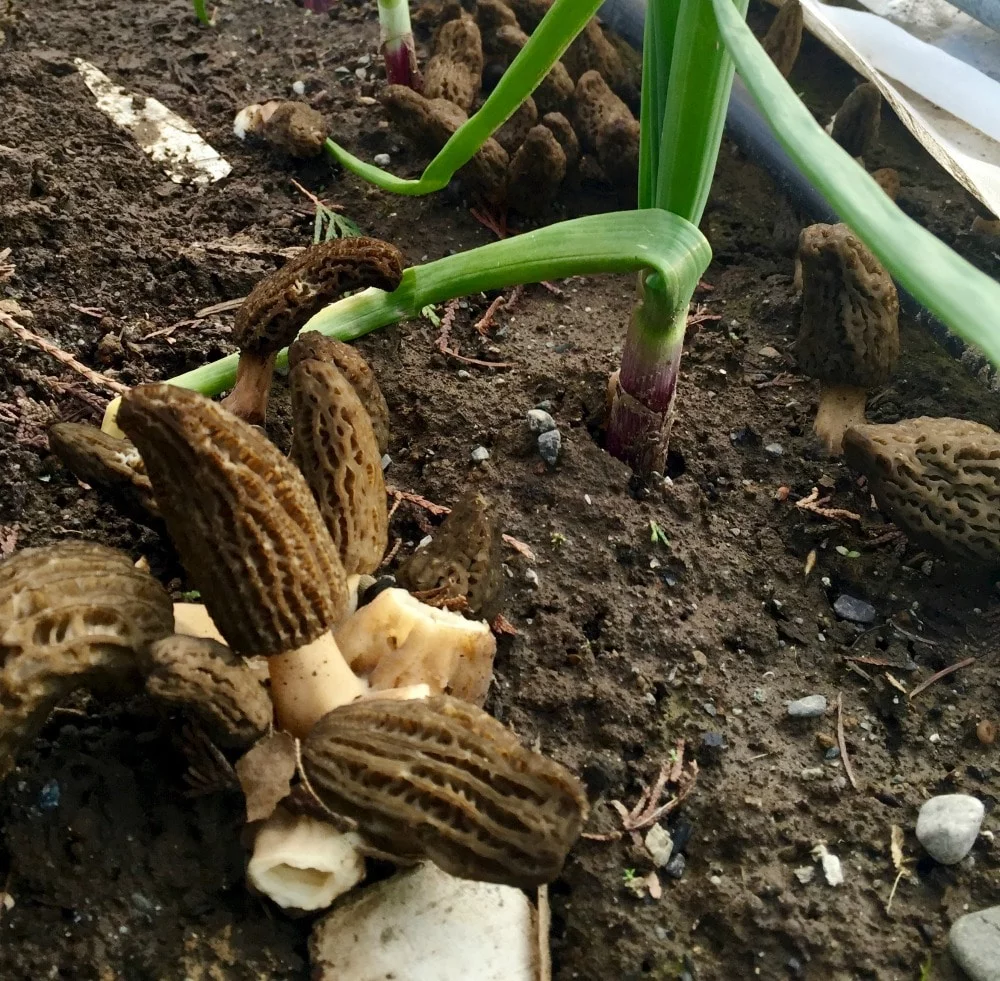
[223,238,404,426]
[762,0,803,79]
[233,100,330,158]
[493,24,574,114]
[494,96,538,155]
[48,422,158,517]
[423,14,484,112]
[146,634,272,749]
[381,85,509,202]
[573,70,639,188]
[300,694,589,889]
[336,588,496,706]
[540,111,580,169]
[562,20,629,99]
[118,384,365,737]
[288,331,391,455]
[872,167,900,201]
[506,124,568,216]
[843,416,1000,566]
[830,82,882,161]
[288,353,389,576]
[794,223,899,455]
[0,542,174,779]
[395,489,503,620]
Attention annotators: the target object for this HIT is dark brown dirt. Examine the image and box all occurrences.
[1,1,998,980]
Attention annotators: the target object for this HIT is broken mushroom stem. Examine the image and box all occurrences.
[814,384,869,456]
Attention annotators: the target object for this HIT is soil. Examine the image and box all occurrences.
[1,1,998,979]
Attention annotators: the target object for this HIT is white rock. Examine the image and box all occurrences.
[916,794,985,864]
[373,152,391,166]
[949,905,1000,981]
[471,446,490,463]
[644,825,673,867]
[526,409,557,434]
[786,694,827,718]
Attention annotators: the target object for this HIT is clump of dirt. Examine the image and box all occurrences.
[0,1,998,980]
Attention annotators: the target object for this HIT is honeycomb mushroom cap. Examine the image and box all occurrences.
[831,82,881,160]
[301,694,588,889]
[118,383,350,657]
[233,238,405,359]
[423,14,484,112]
[288,332,391,455]
[762,0,803,79]
[794,223,899,388]
[843,416,1000,566]
[289,357,389,576]
[0,541,174,778]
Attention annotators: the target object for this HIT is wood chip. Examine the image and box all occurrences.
[837,692,858,790]
[907,657,975,700]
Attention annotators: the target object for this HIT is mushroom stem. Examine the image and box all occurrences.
[815,384,868,456]
[221,351,277,427]
[268,632,367,738]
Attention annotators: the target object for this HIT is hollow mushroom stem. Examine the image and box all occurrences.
[814,384,868,456]
[268,633,367,738]
[221,351,278,428]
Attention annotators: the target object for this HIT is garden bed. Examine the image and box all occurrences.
[0,1,998,978]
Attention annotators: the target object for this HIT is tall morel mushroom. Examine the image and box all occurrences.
[762,0,803,79]
[843,416,1000,567]
[288,342,389,576]
[118,383,365,737]
[301,695,589,889]
[794,223,899,455]
[0,542,174,779]
[222,238,404,426]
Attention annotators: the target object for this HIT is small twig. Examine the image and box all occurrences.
[69,303,107,319]
[0,311,128,395]
[795,487,862,524]
[754,372,809,389]
[195,297,244,318]
[837,692,858,790]
[908,657,975,700]
[435,297,513,368]
[889,622,939,647]
[492,613,518,636]
[0,247,14,283]
[474,287,523,336]
[885,867,907,914]
[687,304,721,329]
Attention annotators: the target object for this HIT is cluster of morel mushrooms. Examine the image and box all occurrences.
[3,237,588,968]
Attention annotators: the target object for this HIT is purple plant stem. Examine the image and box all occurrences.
[382,37,421,90]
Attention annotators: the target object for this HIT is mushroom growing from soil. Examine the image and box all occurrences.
[506,124,568,217]
[0,541,174,779]
[423,13,484,112]
[288,338,389,576]
[762,0,803,79]
[794,223,900,455]
[843,416,1000,567]
[118,383,366,738]
[300,694,588,889]
[572,69,639,188]
[222,237,405,426]
[233,100,331,158]
[830,82,882,162]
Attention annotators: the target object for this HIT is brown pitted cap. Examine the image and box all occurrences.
[233,238,405,358]
[118,384,350,656]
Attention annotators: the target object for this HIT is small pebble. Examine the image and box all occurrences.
[526,408,557,434]
[524,569,539,588]
[537,429,561,466]
[457,369,471,380]
[38,779,60,810]
[787,694,827,719]
[470,446,490,463]
[644,825,674,867]
[291,79,305,95]
[800,767,825,781]
[664,853,686,879]
[380,453,392,471]
[764,442,784,458]
[916,794,985,864]
[833,594,877,625]
[373,152,391,166]
[949,905,1000,981]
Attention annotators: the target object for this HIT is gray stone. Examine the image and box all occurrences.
[470,446,490,463]
[526,409,557,434]
[373,152,391,166]
[537,429,561,466]
[787,694,827,718]
[833,593,877,625]
[916,794,984,864]
[664,853,686,879]
[950,906,1000,981]
[764,442,784,458]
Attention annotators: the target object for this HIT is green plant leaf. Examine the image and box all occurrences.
[710,0,1000,366]
[655,0,749,223]
[323,0,604,195]
[638,0,680,209]
[140,211,710,403]
[192,0,210,25]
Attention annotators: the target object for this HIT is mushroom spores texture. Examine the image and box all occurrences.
[119,383,349,657]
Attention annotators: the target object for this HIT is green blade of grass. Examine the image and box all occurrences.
[125,211,708,405]
[638,0,681,209]
[192,0,210,25]
[324,0,604,195]
[710,0,1000,365]
[655,0,749,223]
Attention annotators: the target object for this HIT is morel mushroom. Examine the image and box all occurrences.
[573,70,639,188]
[843,416,1000,566]
[830,82,881,162]
[423,14,483,112]
[300,695,588,889]
[288,348,389,576]
[287,331,391,455]
[794,223,899,455]
[493,24,574,115]
[222,238,404,426]
[762,0,803,79]
[118,383,366,737]
[395,488,503,620]
[0,541,174,779]
[233,100,331,158]
[48,422,158,517]
[507,124,568,217]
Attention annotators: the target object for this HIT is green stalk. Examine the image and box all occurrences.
[323,0,604,195]
[710,0,1000,365]
[378,0,419,89]
[102,211,709,434]
[192,0,210,26]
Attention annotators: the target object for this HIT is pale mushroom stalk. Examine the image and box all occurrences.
[118,383,369,739]
[794,223,899,456]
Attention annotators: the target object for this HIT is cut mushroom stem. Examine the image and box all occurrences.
[814,384,868,456]
[221,350,279,427]
[268,633,367,738]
